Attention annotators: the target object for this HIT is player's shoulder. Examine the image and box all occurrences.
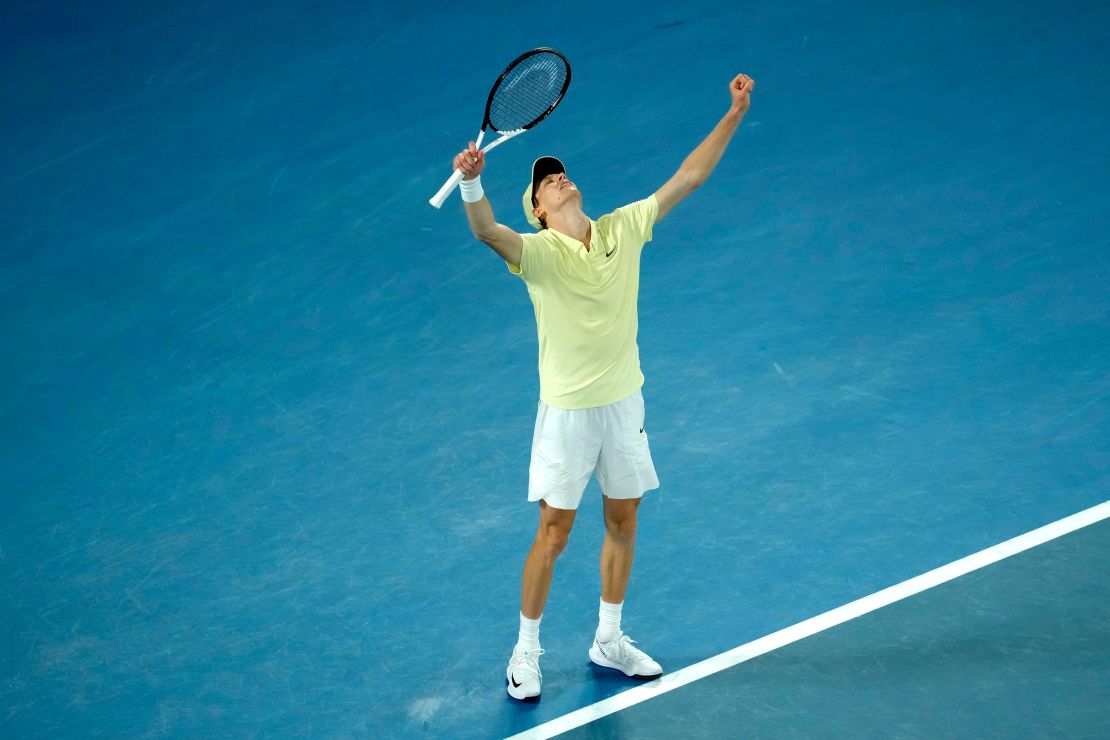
[516,228,561,265]
[521,229,558,249]
[599,195,658,226]
[607,194,657,215]
[521,229,551,242]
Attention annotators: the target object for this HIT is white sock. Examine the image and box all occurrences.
[596,599,623,643]
[517,613,542,651]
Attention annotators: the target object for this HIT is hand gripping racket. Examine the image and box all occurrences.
[429,48,571,208]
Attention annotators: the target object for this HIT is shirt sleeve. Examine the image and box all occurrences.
[611,194,659,245]
[506,232,545,281]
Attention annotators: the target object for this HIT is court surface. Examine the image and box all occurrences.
[2,0,1109,738]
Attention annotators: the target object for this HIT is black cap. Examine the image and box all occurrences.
[524,156,566,229]
[529,156,566,205]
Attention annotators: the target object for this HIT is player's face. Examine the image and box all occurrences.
[534,172,580,216]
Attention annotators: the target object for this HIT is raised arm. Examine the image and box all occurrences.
[654,73,755,223]
[454,143,523,266]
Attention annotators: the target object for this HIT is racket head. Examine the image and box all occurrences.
[483,48,571,134]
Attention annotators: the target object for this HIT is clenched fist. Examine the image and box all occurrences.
[453,142,485,180]
[728,74,755,116]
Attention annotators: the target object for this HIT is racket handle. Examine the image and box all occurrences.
[429,169,466,209]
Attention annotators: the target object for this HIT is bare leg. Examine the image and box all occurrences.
[521,500,577,619]
[600,496,640,604]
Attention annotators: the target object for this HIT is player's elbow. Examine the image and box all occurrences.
[475,228,500,245]
[677,168,705,191]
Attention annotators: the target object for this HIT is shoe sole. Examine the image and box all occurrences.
[589,646,662,679]
[506,681,540,701]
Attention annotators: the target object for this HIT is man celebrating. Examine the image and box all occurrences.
[450,73,755,700]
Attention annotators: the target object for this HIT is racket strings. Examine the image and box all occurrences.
[488,53,569,132]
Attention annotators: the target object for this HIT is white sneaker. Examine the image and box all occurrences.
[506,646,544,700]
[589,632,662,679]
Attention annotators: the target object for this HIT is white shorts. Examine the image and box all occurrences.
[528,389,660,510]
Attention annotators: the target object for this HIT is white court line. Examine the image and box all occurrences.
[507,499,1110,740]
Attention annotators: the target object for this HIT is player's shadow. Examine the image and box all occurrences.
[583,660,661,698]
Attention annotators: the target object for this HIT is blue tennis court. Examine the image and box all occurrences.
[2,0,1108,737]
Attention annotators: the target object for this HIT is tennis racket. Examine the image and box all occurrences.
[429,47,571,208]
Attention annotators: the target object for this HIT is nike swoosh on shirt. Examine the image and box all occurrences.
[605,249,615,257]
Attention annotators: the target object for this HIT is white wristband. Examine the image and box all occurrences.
[459,175,484,203]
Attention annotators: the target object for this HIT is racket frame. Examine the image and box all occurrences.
[429,48,571,209]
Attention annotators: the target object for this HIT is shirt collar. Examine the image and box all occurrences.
[546,219,598,252]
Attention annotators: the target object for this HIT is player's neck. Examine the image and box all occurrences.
[549,209,591,249]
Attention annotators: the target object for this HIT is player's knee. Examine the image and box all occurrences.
[541,525,570,563]
[604,513,638,543]
[603,519,639,548]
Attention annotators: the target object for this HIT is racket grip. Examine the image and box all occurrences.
[429,169,466,209]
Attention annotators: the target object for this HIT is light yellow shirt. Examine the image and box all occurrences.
[507,195,658,409]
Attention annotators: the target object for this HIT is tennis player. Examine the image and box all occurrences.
[452,73,755,700]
